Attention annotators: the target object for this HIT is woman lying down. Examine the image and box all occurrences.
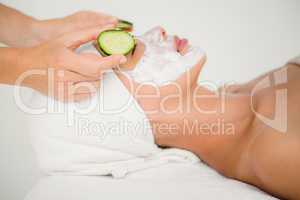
[25,26,300,199]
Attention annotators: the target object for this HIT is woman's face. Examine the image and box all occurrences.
[116,27,206,112]
[120,26,190,70]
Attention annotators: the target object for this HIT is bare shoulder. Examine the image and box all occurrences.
[243,64,300,199]
[250,64,300,135]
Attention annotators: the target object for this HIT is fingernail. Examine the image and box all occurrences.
[106,17,118,25]
[120,56,127,64]
[108,17,118,24]
[104,23,115,28]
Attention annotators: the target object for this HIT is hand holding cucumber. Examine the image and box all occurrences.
[7,26,127,102]
[31,11,120,46]
[0,4,132,101]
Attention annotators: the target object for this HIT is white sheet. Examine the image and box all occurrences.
[25,163,277,200]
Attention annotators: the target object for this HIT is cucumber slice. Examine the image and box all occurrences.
[116,19,133,31]
[97,29,136,56]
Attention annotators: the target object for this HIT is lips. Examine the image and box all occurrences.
[174,36,189,55]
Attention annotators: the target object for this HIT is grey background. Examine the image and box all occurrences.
[0,0,300,199]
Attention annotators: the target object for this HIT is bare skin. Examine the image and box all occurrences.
[116,60,300,199]
[113,28,300,199]
[0,3,126,101]
[1,5,299,197]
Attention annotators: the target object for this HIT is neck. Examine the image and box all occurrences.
[148,83,256,176]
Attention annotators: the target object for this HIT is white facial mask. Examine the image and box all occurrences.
[126,27,205,85]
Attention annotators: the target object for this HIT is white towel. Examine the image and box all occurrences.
[24,71,200,179]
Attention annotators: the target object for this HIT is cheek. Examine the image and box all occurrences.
[160,36,177,52]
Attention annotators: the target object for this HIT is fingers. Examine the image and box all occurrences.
[54,25,127,77]
[67,53,127,77]
[79,52,127,70]
[56,25,115,49]
[89,12,118,25]
[70,11,118,27]
[91,54,127,70]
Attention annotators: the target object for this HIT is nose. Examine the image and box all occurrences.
[158,26,167,39]
[154,26,167,40]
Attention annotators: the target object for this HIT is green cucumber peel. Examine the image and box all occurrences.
[116,19,133,31]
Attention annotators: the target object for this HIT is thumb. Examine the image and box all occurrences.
[56,24,115,49]
[67,53,127,77]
